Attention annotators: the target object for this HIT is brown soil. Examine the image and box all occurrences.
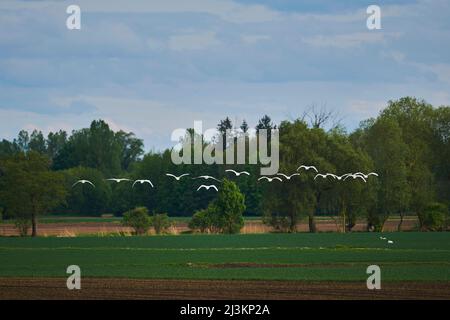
[0,278,448,300]
[0,218,418,237]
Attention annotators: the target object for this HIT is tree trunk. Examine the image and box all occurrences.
[341,200,346,233]
[31,211,37,237]
[289,214,297,233]
[308,214,317,233]
[397,212,404,232]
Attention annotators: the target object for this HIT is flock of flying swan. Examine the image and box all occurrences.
[71,164,378,193]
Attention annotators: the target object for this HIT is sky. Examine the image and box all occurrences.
[0,0,449,150]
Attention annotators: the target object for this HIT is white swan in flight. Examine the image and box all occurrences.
[314,173,337,180]
[132,179,154,188]
[297,165,318,173]
[354,172,379,179]
[276,173,300,180]
[72,180,95,188]
[106,178,132,183]
[225,169,250,176]
[166,173,190,181]
[258,176,283,182]
[192,175,221,183]
[197,185,219,192]
[343,174,367,182]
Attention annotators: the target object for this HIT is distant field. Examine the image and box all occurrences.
[0,232,449,281]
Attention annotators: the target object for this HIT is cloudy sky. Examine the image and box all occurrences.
[1,0,449,150]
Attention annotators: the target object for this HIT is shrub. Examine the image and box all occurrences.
[122,207,151,235]
[151,213,171,234]
[421,202,448,231]
[189,208,213,233]
[188,180,245,234]
[14,218,31,237]
[262,211,291,232]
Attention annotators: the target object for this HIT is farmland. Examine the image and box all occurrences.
[1,232,449,299]
[1,232,449,281]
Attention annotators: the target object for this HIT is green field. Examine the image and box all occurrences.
[0,233,449,281]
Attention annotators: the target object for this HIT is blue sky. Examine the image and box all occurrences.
[0,0,449,150]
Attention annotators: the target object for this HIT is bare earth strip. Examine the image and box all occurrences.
[0,278,449,300]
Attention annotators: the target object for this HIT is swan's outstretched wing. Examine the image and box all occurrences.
[354,175,367,182]
[85,180,95,188]
[72,181,81,188]
[276,173,289,179]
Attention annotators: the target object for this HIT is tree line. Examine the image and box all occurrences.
[0,97,449,235]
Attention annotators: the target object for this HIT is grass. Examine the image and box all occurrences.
[0,232,449,281]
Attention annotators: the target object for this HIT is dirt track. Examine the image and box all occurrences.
[0,278,448,300]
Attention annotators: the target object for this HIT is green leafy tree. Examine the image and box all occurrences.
[62,167,111,216]
[421,202,448,231]
[363,118,411,231]
[28,130,47,154]
[210,179,245,234]
[0,152,67,236]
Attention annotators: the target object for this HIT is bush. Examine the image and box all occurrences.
[122,207,151,235]
[151,213,171,234]
[188,180,245,234]
[189,208,213,233]
[14,218,30,237]
[421,202,448,231]
[262,211,291,232]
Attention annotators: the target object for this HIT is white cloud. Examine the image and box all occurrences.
[168,31,221,51]
[0,0,280,24]
[301,32,401,49]
[418,63,450,85]
[241,34,271,45]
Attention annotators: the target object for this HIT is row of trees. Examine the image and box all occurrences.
[0,97,449,235]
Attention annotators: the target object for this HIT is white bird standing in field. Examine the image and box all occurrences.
[132,179,154,188]
[225,169,250,177]
[72,180,95,188]
[276,173,300,180]
[166,173,190,181]
[297,165,318,173]
[258,176,283,182]
[387,240,394,244]
[106,178,132,183]
[197,185,218,192]
[380,236,387,240]
[192,175,222,183]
